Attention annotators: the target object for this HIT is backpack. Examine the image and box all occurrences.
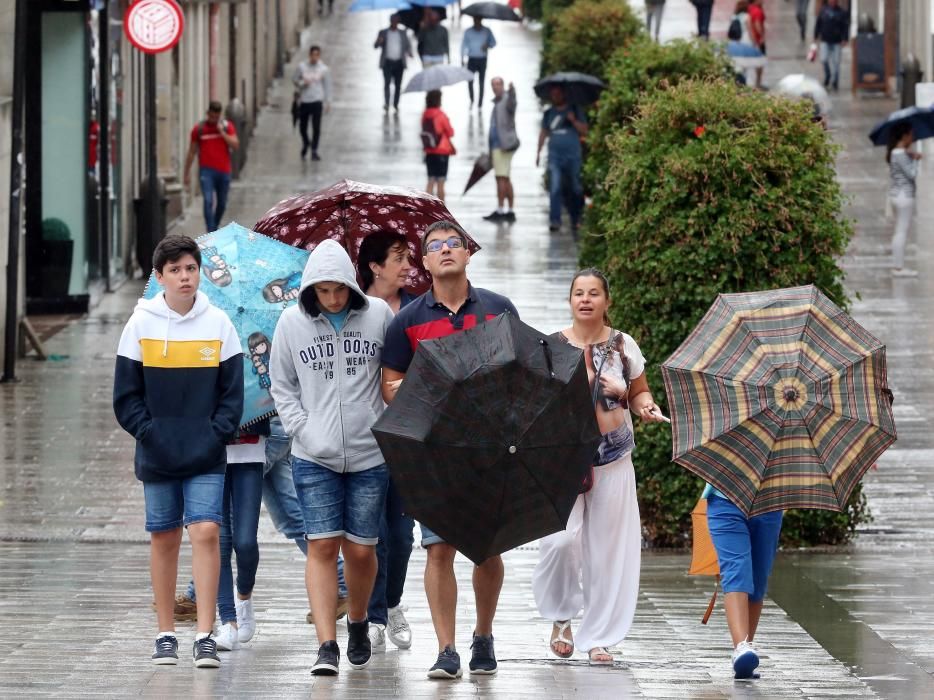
[727,16,743,41]
[420,114,440,150]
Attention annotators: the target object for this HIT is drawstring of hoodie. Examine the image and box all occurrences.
[163,307,171,357]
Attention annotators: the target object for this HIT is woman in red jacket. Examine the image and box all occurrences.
[421,90,455,201]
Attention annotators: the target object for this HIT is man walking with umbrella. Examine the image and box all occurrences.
[380,221,519,679]
[417,10,450,67]
[536,85,588,234]
[374,13,413,113]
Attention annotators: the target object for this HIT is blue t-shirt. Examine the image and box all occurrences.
[322,307,350,333]
[542,105,586,156]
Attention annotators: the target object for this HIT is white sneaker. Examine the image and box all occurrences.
[214,622,240,651]
[236,598,256,643]
[387,605,412,649]
[368,623,387,653]
[892,267,919,278]
[731,640,759,679]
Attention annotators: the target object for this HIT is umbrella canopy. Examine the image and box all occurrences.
[404,64,475,93]
[463,152,493,195]
[534,72,605,105]
[462,2,521,20]
[869,105,934,146]
[348,0,411,11]
[662,285,897,517]
[144,222,309,430]
[372,313,602,565]
[397,5,447,30]
[254,179,479,296]
[774,73,831,117]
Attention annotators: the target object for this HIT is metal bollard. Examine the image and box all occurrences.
[225,99,249,179]
[901,53,923,108]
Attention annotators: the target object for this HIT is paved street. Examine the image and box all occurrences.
[2,2,934,697]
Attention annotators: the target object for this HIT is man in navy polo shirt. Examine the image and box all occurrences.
[381,220,518,680]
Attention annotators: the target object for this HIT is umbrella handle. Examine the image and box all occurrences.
[540,339,555,378]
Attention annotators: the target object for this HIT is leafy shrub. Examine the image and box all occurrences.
[593,80,861,546]
[541,0,643,80]
[580,39,734,268]
[522,0,544,21]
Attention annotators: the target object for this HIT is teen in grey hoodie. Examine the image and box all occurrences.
[269,239,394,675]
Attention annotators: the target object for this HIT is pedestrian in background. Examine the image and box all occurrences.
[536,86,587,234]
[357,231,417,654]
[421,90,456,202]
[532,268,664,666]
[183,101,239,232]
[461,16,496,108]
[887,123,921,277]
[293,45,332,161]
[374,14,413,113]
[417,10,450,67]
[484,78,519,222]
[795,0,810,42]
[690,0,714,40]
[814,0,849,91]
[113,234,243,669]
[645,0,666,43]
[747,0,767,88]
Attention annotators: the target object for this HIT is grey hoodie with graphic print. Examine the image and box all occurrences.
[269,240,394,473]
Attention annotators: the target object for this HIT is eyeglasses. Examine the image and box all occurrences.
[425,236,465,254]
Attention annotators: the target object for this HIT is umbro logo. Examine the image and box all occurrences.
[199,347,217,361]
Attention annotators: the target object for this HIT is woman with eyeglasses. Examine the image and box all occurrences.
[532,268,665,666]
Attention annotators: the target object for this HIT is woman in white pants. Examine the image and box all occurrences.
[532,268,665,665]
[887,124,922,277]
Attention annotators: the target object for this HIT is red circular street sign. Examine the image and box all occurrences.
[124,0,185,55]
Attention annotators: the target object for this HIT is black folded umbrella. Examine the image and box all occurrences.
[462,2,521,21]
[535,71,606,106]
[372,313,601,565]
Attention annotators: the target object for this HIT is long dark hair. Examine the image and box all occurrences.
[569,268,612,326]
[357,230,408,290]
[886,123,912,163]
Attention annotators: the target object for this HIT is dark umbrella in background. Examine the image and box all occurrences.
[868,105,934,146]
[463,153,493,195]
[372,313,601,565]
[462,1,521,21]
[398,4,447,31]
[534,72,606,105]
[254,179,480,295]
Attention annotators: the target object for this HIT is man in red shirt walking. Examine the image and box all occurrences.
[183,101,240,232]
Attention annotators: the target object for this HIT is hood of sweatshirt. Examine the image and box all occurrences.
[299,240,369,317]
[134,290,212,357]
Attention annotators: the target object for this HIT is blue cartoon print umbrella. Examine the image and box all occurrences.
[144,222,310,429]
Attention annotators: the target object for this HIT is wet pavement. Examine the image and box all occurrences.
[2,2,934,697]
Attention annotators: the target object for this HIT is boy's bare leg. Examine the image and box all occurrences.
[308,537,341,644]
[424,543,458,650]
[189,521,221,634]
[473,555,503,636]
[151,528,183,632]
[341,540,377,621]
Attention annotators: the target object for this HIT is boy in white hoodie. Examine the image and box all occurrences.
[270,240,394,675]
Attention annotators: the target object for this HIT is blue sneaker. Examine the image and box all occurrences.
[469,633,497,675]
[427,645,462,679]
[152,634,178,665]
[732,641,760,679]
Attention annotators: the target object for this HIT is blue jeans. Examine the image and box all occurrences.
[143,472,225,532]
[820,42,843,88]
[693,1,713,38]
[217,463,263,624]
[367,478,415,625]
[548,149,583,227]
[292,459,389,545]
[199,166,231,232]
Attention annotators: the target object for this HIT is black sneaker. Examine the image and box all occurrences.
[192,634,220,669]
[312,152,322,162]
[469,633,497,675]
[312,640,340,675]
[504,211,516,222]
[152,634,178,665]
[548,223,561,232]
[346,619,372,669]
[427,645,462,679]
[483,211,504,221]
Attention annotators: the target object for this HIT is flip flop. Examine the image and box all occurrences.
[588,647,614,665]
[550,620,574,658]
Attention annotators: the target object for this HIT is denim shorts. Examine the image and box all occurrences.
[292,459,389,545]
[420,522,445,547]
[707,494,784,602]
[143,472,226,533]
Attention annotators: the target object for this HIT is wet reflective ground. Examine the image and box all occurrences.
[2,1,933,696]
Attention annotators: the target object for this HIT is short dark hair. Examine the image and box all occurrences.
[208,100,223,113]
[422,220,467,254]
[153,234,201,273]
[426,90,442,109]
[309,45,321,54]
[358,230,408,290]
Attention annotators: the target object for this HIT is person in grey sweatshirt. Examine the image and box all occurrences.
[292,45,332,161]
[270,239,394,675]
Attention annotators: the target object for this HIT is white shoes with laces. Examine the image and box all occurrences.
[368,623,387,653]
[214,622,240,651]
[387,604,412,649]
[236,598,256,643]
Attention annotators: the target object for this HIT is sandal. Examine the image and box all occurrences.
[549,620,574,658]
[588,647,614,666]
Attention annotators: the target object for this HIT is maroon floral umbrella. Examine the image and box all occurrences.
[254,179,480,295]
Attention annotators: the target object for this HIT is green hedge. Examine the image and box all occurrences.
[591,79,864,546]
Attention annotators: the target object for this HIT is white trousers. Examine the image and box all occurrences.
[891,194,915,269]
[531,454,641,651]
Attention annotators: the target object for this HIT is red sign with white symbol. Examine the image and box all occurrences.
[124,0,185,55]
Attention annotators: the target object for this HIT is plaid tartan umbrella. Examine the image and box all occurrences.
[662,285,896,517]
[371,313,601,565]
